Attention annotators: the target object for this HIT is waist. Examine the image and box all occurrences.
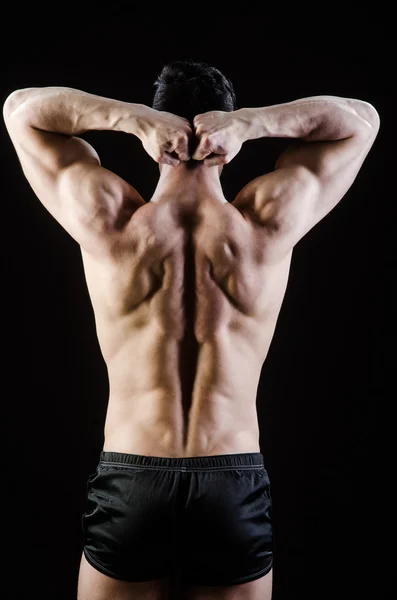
[103,400,260,458]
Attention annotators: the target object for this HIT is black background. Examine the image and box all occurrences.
[1,14,389,600]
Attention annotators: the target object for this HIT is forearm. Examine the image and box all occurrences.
[3,86,146,137]
[240,96,379,143]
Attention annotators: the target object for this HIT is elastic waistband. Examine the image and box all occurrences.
[99,451,264,472]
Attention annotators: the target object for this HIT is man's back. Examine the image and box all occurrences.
[84,167,292,458]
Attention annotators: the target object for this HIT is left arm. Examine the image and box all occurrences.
[3,87,191,254]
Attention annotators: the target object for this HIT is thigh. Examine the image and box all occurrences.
[77,552,173,600]
[185,569,273,600]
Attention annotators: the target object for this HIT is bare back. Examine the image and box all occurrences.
[81,191,291,458]
[4,88,379,462]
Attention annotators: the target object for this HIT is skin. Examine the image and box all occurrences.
[3,88,379,600]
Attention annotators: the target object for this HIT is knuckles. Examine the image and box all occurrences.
[176,133,188,146]
[145,111,233,165]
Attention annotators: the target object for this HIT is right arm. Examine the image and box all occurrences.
[193,97,380,263]
[3,87,191,255]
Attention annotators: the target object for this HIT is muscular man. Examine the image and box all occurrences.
[3,61,379,600]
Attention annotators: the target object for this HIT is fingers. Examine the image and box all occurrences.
[192,137,212,161]
[165,133,190,162]
[176,149,190,162]
[204,154,228,167]
[151,146,180,166]
[193,113,224,161]
[174,136,190,162]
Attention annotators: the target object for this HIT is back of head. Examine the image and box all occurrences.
[152,60,237,124]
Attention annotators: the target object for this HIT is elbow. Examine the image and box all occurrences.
[3,88,38,121]
[353,100,381,135]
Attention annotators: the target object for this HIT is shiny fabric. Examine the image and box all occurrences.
[81,451,273,586]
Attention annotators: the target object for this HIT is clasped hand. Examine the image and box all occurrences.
[138,107,248,167]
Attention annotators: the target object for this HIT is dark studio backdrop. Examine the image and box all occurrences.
[1,28,387,600]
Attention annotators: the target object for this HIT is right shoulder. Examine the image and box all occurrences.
[231,167,318,264]
[232,167,317,223]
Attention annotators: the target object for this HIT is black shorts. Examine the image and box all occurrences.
[81,451,273,587]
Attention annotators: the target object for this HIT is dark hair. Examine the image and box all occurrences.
[152,60,237,124]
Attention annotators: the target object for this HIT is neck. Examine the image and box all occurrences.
[151,162,226,206]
